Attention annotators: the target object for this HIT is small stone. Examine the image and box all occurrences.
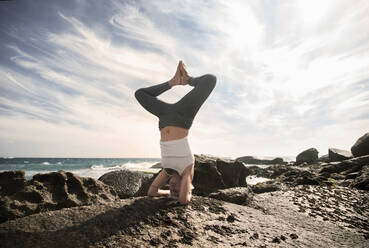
[250,232,259,239]
[280,235,286,241]
[272,236,281,243]
[290,233,298,239]
[226,215,235,223]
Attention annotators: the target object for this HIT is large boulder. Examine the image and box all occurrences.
[193,154,250,196]
[235,156,286,165]
[296,148,319,164]
[0,170,118,223]
[208,187,253,205]
[351,132,369,157]
[98,170,154,198]
[328,148,353,162]
[0,171,26,196]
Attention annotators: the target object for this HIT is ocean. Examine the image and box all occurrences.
[0,157,161,181]
[0,156,294,184]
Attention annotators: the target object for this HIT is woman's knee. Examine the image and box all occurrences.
[205,74,217,86]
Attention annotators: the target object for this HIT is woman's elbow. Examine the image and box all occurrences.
[147,186,157,197]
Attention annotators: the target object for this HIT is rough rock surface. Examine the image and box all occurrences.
[351,132,369,157]
[98,170,154,198]
[208,187,253,205]
[0,171,26,196]
[0,170,119,223]
[251,181,283,194]
[192,155,250,196]
[0,188,367,248]
[351,165,369,190]
[235,156,286,165]
[296,148,319,164]
[328,148,353,162]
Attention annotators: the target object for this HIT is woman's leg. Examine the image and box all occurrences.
[174,74,216,119]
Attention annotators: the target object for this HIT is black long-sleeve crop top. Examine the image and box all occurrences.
[134,74,216,130]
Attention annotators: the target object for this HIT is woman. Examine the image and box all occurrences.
[134,60,216,204]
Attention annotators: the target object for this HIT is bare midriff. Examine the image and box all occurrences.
[160,126,189,141]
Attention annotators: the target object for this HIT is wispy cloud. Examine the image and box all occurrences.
[0,0,368,158]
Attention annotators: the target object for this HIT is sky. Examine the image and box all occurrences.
[0,0,368,159]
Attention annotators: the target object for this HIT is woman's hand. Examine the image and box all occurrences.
[179,61,190,85]
[169,60,190,87]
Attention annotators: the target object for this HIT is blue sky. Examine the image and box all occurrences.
[0,0,368,158]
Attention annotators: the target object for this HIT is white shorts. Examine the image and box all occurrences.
[160,136,195,175]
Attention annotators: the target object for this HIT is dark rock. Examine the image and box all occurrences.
[193,155,250,196]
[150,162,162,168]
[345,172,360,180]
[0,190,367,247]
[235,156,286,165]
[208,187,253,205]
[215,159,249,188]
[193,156,224,196]
[290,233,298,239]
[98,170,154,198]
[351,132,369,157]
[328,148,353,162]
[0,171,26,196]
[247,166,271,178]
[351,165,369,190]
[319,155,369,176]
[296,148,319,164]
[0,170,118,223]
[251,181,282,194]
[318,154,329,162]
[272,236,281,243]
[281,169,323,186]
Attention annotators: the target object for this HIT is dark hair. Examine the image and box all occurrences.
[164,168,178,176]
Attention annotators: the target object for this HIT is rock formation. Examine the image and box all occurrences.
[0,170,119,223]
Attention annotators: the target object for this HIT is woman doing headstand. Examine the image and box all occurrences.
[134,60,216,204]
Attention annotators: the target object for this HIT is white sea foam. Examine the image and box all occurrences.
[246,175,270,185]
[42,162,50,165]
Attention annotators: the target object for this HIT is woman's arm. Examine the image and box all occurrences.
[147,169,170,196]
[178,165,195,204]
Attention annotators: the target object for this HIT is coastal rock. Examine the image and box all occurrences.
[215,159,249,188]
[98,170,154,198]
[296,148,319,164]
[351,165,369,190]
[0,170,118,223]
[328,148,353,162]
[208,187,253,205]
[280,169,324,186]
[192,155,250,196]
[318,154,329,162]
[247,165,272,178]
[351,132,369,157]
[0,170,26,196]
[150,162,162,168]
[319,155,369,176]
[235,155,286,165]
[1,191,367,248]
[251,181,283,194]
